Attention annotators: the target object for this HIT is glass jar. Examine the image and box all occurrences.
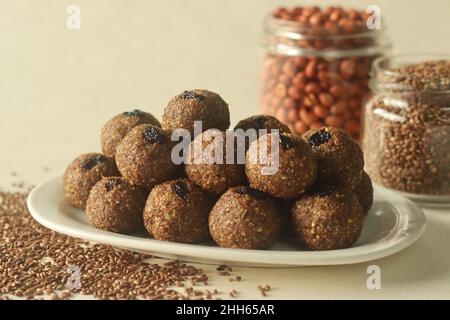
[260,8,390,141]
[363,54,450,204]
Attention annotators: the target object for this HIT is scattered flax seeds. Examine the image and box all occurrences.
[216,264,232,272]
[0,191,219,300]
[257,284,271,297]
[11,182,25,189]
[228,275,242,282]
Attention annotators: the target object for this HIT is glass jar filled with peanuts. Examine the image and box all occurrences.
[363,55,450,204]
[260,6,390,140]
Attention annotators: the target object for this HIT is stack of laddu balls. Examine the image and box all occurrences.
[63,89,373,251]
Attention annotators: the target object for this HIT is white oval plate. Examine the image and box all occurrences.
[27,176,426,267]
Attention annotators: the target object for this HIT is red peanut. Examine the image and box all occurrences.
[305,60,317,79]
[292,73,306,90]
[340,59,356,80]
[305,83,321,94]
[283,97,296,109]
[287,108,299,122]
[313,105,329,119]
[318,92,334,107]
[288,86,303,100]
[330,100,347,114]
[275,83,287,98]
[329,85,347,98]
[299,109,318,125]
[303,94,318,108]
[294,121,309,134]
[325,116,344,128]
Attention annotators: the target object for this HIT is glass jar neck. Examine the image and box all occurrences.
[263,15,390,58]
[370,54,450,96]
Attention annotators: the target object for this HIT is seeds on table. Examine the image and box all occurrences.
[0,191,218,300]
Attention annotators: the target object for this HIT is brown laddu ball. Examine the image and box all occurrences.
[115,124,180,189]
[235,115,290,133]
[86,177,146,234]
[355,171,374,215]
[236,114,289,136]
[101,109,161,158]
[291,188,364,251]
[185,130,245,195]
[162,89,230,137]
[209,186,281,250]
[143,179,212,244]
[234,114,291,149]
[63,153,118,209]
[303,127,364,189]
[245,132,317,200]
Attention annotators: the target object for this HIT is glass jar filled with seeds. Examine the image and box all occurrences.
[363,54,450,204]
[260,6,390,141]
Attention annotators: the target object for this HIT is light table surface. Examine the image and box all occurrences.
[1,0,450,300]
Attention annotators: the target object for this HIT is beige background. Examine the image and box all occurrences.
[1,0,450,299]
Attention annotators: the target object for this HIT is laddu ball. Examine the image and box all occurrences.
[86,177,146,234]
[63,153,118,209]
[209,186,281,250]
[162,89,230,137]
[143,179,212,244]
[234,114,290,148]
[101,109,161,158]
[185,130,245,194]
[292,188,364,251]
[245,132,317,199]
[303,126,364,189]
[115,124,179,189]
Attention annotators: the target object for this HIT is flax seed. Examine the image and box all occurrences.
[0,191,218,300]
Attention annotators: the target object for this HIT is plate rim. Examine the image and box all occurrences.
[27,175,427,267]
